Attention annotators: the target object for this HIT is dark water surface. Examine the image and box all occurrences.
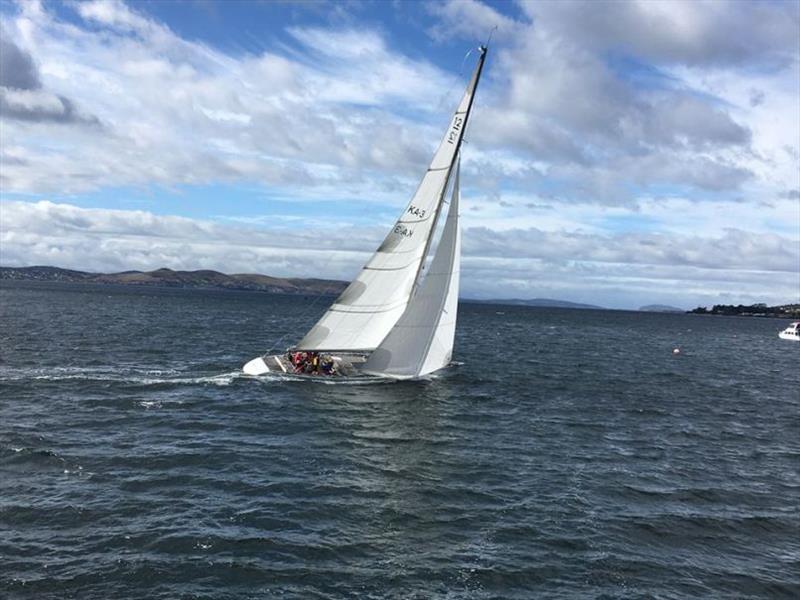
[1,282,797,599]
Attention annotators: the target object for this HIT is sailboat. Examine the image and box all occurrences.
[243,45,487,379]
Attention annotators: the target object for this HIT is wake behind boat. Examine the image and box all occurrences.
[243,45,488,380]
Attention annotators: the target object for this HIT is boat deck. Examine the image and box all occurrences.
[266,353,368,377]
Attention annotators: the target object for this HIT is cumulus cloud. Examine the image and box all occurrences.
[0,200,384,277]
[0,23,99,125]
[435,0,798,204]
[0,26,40,89]
[521,0,799,69]
[0,0,457,195]
[0,88,100,124]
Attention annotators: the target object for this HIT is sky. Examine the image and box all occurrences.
[0,0,798,310]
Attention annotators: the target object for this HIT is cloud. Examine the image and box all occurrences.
[464,226,798,273]
[435,0,798,203]
[0,25,40,90]
[749,89,765,108]
[499,43,751,179]
[519,0,800,69]
[76,0,157,34]
[0,88,100,124]
[427,0,518,43]
[0,200,384,280]
[0,1,461,195]
[2,200,797,309]
[0,21,99,125]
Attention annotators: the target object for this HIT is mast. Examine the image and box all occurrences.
[411,45,487,293]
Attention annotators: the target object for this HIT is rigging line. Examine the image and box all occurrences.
[436,48,474,112]
[264,258,347,355]
[485,25,498,49]
[460,47,474,73]
[265,296,326,355]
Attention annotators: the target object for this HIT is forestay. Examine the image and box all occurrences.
[294,48,486,352]
[361,160,462,379]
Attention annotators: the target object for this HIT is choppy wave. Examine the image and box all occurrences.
[1,284,798,599]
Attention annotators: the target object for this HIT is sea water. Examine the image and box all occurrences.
[1,282,797,599]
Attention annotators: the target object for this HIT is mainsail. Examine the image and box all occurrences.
[361,159,462,378]
[294,46,487,352]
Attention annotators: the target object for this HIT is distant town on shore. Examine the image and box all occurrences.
[2,266,798,317]
[689,303,800,319]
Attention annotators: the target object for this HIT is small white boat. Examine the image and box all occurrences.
[778,322,800,341]
[243,45,489,379]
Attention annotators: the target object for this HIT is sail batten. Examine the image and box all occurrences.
[294,47,487,353]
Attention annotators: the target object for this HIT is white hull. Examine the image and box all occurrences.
[778,322,800,341]
[242,353,454,379]
[242,356,272,375]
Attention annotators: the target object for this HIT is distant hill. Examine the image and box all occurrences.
[689,303,800,319]
[0,266,348,296]
[471,298,602,309]
[2,266,608,308]
[639,304,684,313]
